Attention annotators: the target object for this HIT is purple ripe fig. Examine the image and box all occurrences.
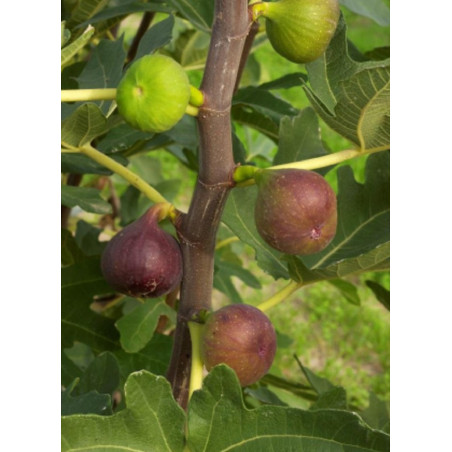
[254,169,337,255]
[201,304,277,386]
[101,205,182,298]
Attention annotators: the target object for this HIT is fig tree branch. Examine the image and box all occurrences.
[166,0,251,409]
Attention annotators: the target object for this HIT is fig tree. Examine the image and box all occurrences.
[252,0,340,64]
[201,304,277,386]
[116,54,191,133]
[101,205,183,298]
[254,169,337,255]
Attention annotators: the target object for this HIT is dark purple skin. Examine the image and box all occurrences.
[101,206,183,298]
[201,304,277,386]
[254,169,337,255]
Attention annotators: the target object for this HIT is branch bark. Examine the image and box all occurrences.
[166,0,251,409]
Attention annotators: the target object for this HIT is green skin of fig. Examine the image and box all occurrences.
[254,169,337,255]
[261,0,340,64]
[116,54,190,133]
[101,205,183,298]
[201,304,277,387]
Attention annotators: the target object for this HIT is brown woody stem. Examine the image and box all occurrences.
[166,0,251,409]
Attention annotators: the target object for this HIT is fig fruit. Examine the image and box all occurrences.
[116,54,191,133]
[201,304,277,386]
[254,169,337,255]
[101,205,183,298]
[253,0,340,64]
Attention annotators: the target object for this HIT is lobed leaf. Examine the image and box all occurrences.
[304,16,390,150]
[62,371,186,452]
[187,365,390,451]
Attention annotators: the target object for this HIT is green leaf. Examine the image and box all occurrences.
[77,1,173,28]
[116,299,176,353]
[61,185,112,214]
[66,0,109,29]
[233,87,298,125]
[61,371,186,452]
[296,359,335,395]
[61,21,71,47]
[302,151,390,270]
[231,106,279,142]
[62,350,83,387]
[360,392,390,433]
[62,380,112,416]
[180,30,210,70]
[328,279,361,305]
[61,25,95,67]
[273,108,329,169]
[134,15,175,61]
[231,87,298,143]
[75,220,106,256]
[222,186,289,280]
[75,352,121,396]
[115,333,173,379]
[76,37,126,114]
[96,123,154,155]
[365,280,390,310]
[61,103,109,148]
[187,365,390,451]
[304,17,390,150]
[340,0,390,26]
[259,72,307,91]
[295,359,348,410]
[61,257,120,352]
[61,153,116,175]
[62,228,86,267]
[167,0,214,33]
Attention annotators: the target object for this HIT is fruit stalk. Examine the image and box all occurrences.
[61,88,117,102]
[73,144,173,210]
[166,0,251,409]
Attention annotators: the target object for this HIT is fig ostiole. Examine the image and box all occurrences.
[254,168,337,255]
[252,0,340,64]
[116,54,191,133]
[201,304,277,386]
[101,204,183,298]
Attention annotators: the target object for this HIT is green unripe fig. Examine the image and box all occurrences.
[253,0,340,64]
[116,54,191,133]
[254,169,337,255]
[201,304,277,387]
[101,204,183,298]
